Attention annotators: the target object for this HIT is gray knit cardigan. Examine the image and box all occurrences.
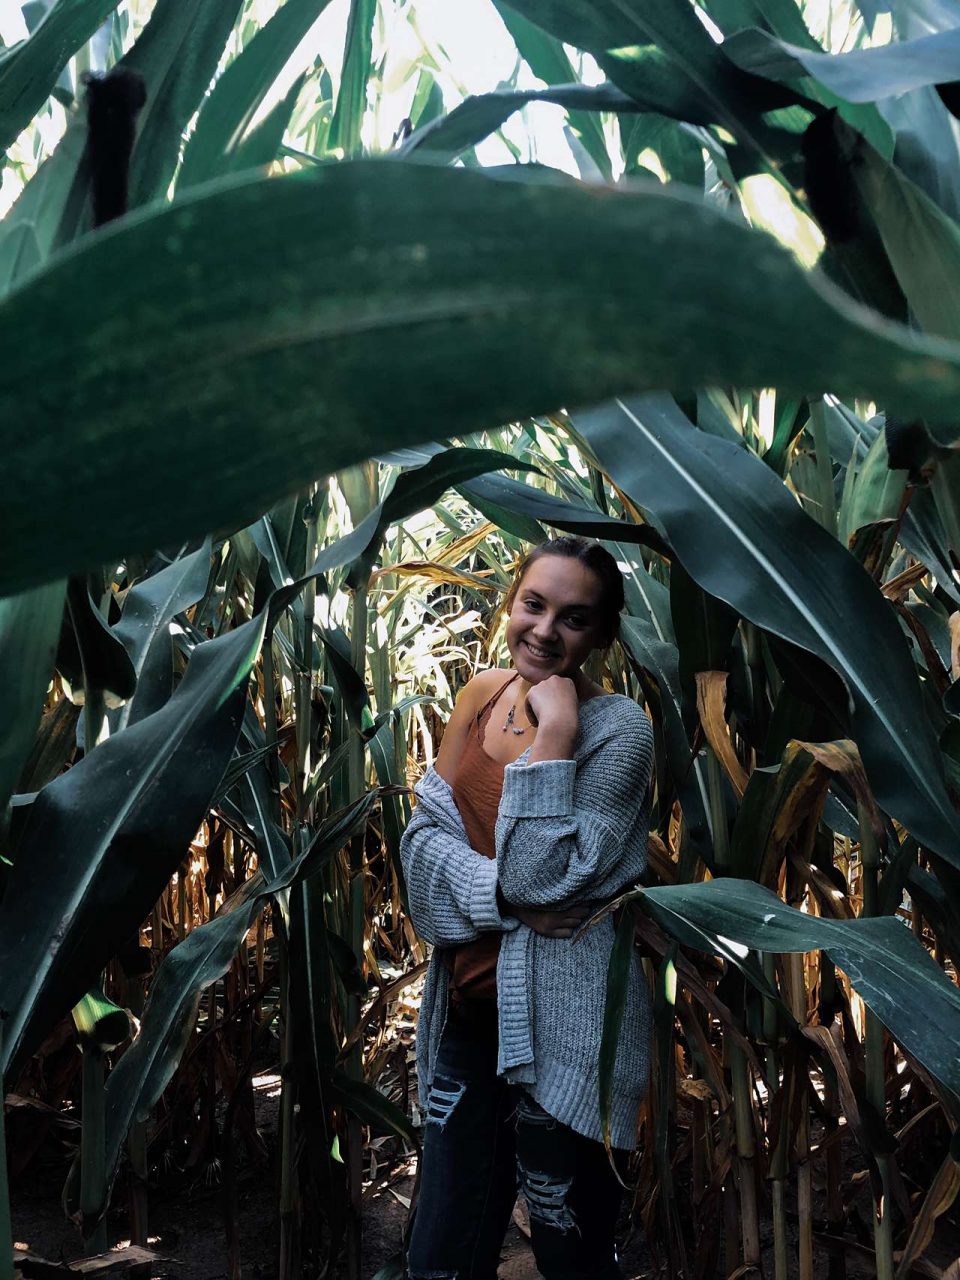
[399,691,655,1150]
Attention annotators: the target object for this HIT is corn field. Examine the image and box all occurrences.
[3,0,960,1278]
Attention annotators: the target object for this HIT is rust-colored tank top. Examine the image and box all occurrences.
[443,672,523,1007]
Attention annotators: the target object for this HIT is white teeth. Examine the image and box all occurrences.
[526,642,556,658]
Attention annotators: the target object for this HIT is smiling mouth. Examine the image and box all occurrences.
[524,641,559,660]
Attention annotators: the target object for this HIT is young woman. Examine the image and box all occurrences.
[400,537,654,1280]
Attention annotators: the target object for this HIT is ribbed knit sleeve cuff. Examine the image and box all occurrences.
[500,758,576,817]
[470,857,519,931]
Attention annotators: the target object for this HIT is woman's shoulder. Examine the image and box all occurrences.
[579,692,652,750]
[583,690,649,723]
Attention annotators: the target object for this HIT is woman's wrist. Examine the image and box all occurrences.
[496,884,514,917]
[527,718,577,763]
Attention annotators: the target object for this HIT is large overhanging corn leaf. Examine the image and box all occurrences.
[572,393,960,870]
[0,612,266,1079]
[636,878,960,1098]
[6,161,960,597]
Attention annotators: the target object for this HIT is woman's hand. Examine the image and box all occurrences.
[525,674,580,732]
[510,902,592,938]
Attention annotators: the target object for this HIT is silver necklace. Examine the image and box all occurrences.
[502,702,527,735]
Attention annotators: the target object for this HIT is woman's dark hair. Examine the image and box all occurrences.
[503,537,625,649]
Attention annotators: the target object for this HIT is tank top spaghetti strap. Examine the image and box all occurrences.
[442,672,522,1007]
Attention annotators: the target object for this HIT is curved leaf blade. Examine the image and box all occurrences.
[0,612,266,1078]
[0,0,120,153]
[640,878,960,1097]
[7,160,960,596]
[178,0,334,189]
[574,394,960,870]
[0,580,66,814]
[726,25,960,102]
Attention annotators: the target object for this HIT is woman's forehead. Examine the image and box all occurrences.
[520,557,603,605]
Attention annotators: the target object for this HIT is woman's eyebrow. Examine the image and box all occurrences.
[524,590,593,610]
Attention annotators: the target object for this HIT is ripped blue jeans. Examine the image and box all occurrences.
[406,999,628,1280]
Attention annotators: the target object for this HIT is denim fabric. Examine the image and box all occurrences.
[406,1000,628,1280]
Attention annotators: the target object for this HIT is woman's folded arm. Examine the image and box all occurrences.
[399,768,520,946]
[495,703,653,908]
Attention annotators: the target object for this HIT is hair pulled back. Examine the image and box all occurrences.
[503,536,625,649]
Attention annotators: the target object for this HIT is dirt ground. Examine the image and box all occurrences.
[9,1051,958,1279]
[11,1163,654,1280]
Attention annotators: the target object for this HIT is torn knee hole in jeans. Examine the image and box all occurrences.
[425,1075,466,1128]
[518,1166,579,1234]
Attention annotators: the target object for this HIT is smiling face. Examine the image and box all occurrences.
[504,554,608,684]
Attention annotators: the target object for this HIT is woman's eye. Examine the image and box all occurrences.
[524,599,541,610]
[566,617,587,628]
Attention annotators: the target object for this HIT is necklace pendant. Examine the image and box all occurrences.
[503,703,526,735]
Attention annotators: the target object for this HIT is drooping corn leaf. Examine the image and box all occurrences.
[402,83,638,163]
[638,877,960,1097]
[725,25,960,101]
[0,612,266,1078]
[573,393,960,870]
[8,160,960,597]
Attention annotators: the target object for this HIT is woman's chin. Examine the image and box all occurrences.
[513,642,564,677]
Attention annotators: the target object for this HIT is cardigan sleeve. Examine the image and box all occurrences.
[494,701,653,908]
[399,767,521,946]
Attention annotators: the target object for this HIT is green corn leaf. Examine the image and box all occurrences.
[620,615,714,860]
[72,986,129,1053]
[401,83,638,164]
[0,611,267,1079]
[499,0,803,162]
[726,24,960,102]
[637,877,960,1098]
[492,0,613,177]
[66,575,136,705]
[574,393,960,871]
[328,0,376,157]
[0,0,120,154]
[227,71,306,175]
[179,0,334,189]
[63,789,378,1225]
[598,908,637,1152]
[109,539,212,731]
[0,580,65,817]
[8,160,960,598]
[331,1069,418,1145]
[832,114,960,342]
